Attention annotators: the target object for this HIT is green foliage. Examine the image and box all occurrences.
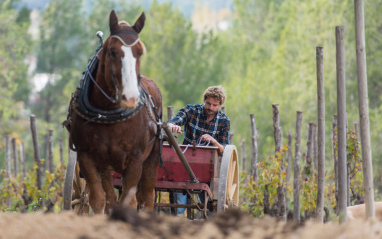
[0,1,32,134]
[0,162,66,212]
[346,130,364,203]
[240,145,288,217]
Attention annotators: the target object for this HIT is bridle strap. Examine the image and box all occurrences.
[86,49,119,104]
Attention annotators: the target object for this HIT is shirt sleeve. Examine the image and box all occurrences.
[168,105,192,126]
[217,118,230,146]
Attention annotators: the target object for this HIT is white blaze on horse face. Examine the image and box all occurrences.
[121,45,140,109]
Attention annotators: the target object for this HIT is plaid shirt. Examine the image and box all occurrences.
[169,104,230,146]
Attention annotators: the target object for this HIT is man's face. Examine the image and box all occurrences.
[204,97,221,116]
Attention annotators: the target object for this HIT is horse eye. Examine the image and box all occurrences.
[109,50,117,58]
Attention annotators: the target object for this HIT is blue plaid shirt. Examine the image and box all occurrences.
[169,104,230,146]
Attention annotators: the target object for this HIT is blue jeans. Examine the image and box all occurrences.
[174,192,209,215]
[175,192,187,215]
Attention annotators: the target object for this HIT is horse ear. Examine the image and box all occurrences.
[109,10,119,33]
[132,12,145,34]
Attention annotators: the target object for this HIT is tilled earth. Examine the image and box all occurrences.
[0,208,381,239]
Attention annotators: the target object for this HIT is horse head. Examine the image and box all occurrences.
[99,10,146,110]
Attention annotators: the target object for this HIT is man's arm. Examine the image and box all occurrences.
[168,106,190,134]
[200,134,225,155]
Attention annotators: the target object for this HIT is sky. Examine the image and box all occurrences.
[21,0,233,16]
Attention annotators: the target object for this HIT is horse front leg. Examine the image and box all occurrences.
[136,141,160,210]
[78,152,106,214]
[100,171,118,214]
[119,157,143,209]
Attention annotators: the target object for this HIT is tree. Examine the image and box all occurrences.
[0,0,32,134]
[34,0,87,123]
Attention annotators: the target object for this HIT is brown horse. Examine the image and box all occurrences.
[68,10,162,214]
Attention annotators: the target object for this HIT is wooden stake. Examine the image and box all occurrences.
[5,135,11,208]
[11,138,18,177]
[250,114,258,182]
[272,104,282,152]
[316,46,325,222]
[20,142,26,178]
[30,115,43,190]
[241,140,246,172]
[354,0,374,218]
[167,106,174,122]
[48,129,54,173]
[333,115,339,215]
[293,111,303,223]
[336,26,348,223]
[59,138,64,166]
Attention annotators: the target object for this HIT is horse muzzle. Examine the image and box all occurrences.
[121,95,139,109]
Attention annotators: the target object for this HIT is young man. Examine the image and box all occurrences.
[168,86,230,216]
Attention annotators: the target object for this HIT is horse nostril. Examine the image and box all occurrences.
[121,95,127,101]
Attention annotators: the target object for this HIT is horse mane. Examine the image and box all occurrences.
[118,21,147,55]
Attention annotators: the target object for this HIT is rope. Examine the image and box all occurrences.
[171,137,210,154]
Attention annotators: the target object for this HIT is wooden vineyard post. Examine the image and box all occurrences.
[312,124,318,171]
[272,104,282,152]
[167,106,174,121]
[5,135,11,208]
[354,0,374,218]
[285,131,292,184]
[30,115,43,190]
[272,104,285,220]
[293,111,303,223]
[229,133,234,143]
[11,138,18,177]
[353,122,359,139]
[48,129,54,173]
[332,114,338,214]
[336,26,348,223]
[285,131,292,211]
[59,138,64,166]
[304,123,314,180]
[20,142,26,178]
[316,46,325,222]
[241,140,246,172]
[250,114,258,182]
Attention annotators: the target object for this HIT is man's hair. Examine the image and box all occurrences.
[203,86,226,105]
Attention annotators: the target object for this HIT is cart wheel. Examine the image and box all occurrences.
[63,150,90,214]
[217,145,239,212]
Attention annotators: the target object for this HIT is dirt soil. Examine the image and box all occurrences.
[0,208,381,239]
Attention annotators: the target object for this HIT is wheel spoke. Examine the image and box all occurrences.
[229,183,237,201]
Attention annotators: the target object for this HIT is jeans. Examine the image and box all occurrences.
[174,192,187,215]
[174,192,209,215]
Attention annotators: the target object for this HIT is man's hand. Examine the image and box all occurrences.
[168,123,182,134]
[200,134,217,145]
[201,134,224,155]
